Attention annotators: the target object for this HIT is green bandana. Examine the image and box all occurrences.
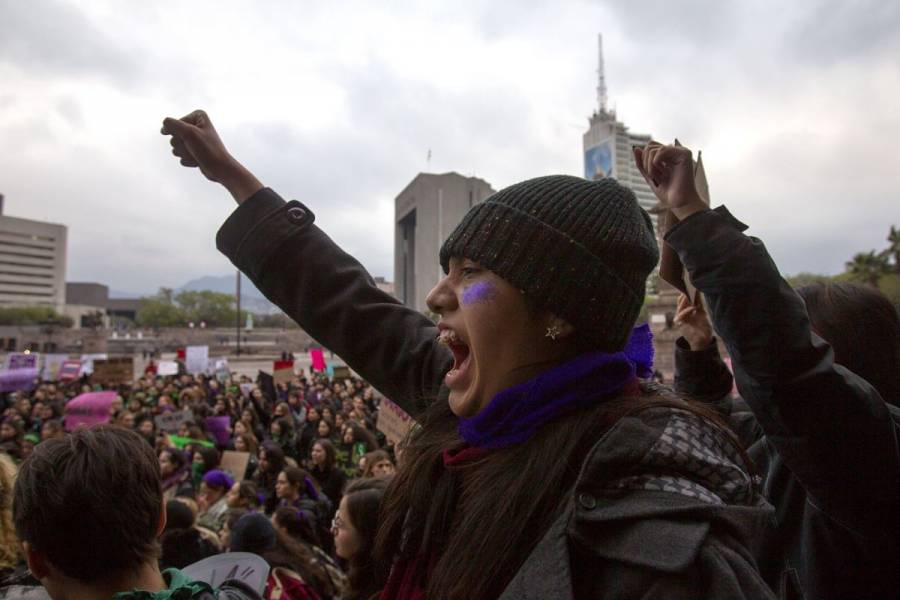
[112,568,211,600]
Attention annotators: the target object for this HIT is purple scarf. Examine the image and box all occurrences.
[458,324,654,449]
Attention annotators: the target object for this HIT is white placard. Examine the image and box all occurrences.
[185,346,209,375]
[157,360,179,376]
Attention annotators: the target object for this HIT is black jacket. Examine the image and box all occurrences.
[216,188,776,599]
[667,207,900,600]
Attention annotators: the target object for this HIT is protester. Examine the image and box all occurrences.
[229,513,336,599]
[12,426,259,598]
[159,500,219,570]
[359,450,394,479]
[226,480,262,511]
[162,111,774,599]
[255,442,286,514]
[197,469,234,533]
[332,479,388,600]
[307,439,345,509]
[160,447,194,501]
[673,278,900,599]
[0,420,23,462]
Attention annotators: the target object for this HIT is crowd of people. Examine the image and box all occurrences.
[1,367,396,599]
[0,112,896,600]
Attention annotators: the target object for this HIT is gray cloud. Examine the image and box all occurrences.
[0,0,142,85]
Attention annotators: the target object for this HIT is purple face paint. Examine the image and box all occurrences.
[462,281,498,306]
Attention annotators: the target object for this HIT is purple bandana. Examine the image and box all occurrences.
[458,324,654,449]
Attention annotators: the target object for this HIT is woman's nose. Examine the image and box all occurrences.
[426,275,457,315]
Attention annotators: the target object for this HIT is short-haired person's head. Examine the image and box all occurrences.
[429,175,658,417]
[13,426,164,585]
[797,281,900,406]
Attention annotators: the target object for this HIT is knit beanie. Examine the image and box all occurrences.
[439,175,658,351]
[229,513,276,554]
[202,469,234,491]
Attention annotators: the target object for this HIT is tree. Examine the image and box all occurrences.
[885,225,900,274]
[0,306,72,327]
[136,288,186,328]
[175,290,240,327]
[845,251,891,287]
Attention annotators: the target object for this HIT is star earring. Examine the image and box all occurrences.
[545,324,562,340]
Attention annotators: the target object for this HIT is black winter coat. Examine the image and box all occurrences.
[215,188,776,599]
[667,207,900,600]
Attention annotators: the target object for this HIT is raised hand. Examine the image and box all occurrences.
[161,110,263,203]
[674,293,714,350]
[632,141,706,221]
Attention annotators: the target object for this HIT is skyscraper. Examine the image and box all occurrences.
[394,172,495,312]
[582,35,658,232]
[0,196,67,312]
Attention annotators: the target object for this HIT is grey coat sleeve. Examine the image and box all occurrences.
[215,187,452,416]
[666,206,900,539]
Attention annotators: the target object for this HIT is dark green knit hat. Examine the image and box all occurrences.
[439,175,658,351]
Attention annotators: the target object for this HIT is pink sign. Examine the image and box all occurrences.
[65,391,116,432]
[309,348,326,372]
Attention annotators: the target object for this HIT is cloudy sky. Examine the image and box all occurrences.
[2,0,898,294]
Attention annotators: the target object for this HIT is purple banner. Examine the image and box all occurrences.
[7,353,38,370]
[65,391,116,432]
[205,416,232,446]
[0,368,39,392]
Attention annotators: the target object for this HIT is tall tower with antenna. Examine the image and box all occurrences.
[583,34,656,230]
[596,34,608,114]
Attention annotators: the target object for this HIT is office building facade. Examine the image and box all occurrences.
[394,173,495,312]
[0,200,67,312]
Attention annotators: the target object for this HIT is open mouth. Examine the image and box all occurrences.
[438,329,472,388]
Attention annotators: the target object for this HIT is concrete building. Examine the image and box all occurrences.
[0,195,68,312]
[394,173,495,312]
[582,36,657,232]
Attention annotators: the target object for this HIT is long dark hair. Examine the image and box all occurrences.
[312,438,337,471]
[344,477,389,600]
[797,281,900,406]
[374,385,739,599]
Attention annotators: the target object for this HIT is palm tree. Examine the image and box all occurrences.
[885,225,900,274]
[846,251,891,287]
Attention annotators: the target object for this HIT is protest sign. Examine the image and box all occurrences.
[91,357,134,385]
[79,353,108,376]
[239,383,254,397]
[65,391,116,431]
[157,360,179,376]
[183,553,269,596]
[58,359,83,382]
[377,398,418,445]
[309,348,326,372]
[273,359,294,386]
[6,352,37,370]
[220,450,251,481]
[332,366,351,380]
[205,416,232,446]
[155,409,194,434]
[42,354,68,381]
[0,368,39,393]
[185,346,209,375]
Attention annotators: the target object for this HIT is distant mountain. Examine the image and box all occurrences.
[109,288,150,299]
[108,275,281,314]
[177,274,280,314]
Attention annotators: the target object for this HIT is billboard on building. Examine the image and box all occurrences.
[584,139,613,180]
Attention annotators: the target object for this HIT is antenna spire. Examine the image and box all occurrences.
[596,34,608,113]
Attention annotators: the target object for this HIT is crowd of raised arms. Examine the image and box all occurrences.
[0,111,896,600]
